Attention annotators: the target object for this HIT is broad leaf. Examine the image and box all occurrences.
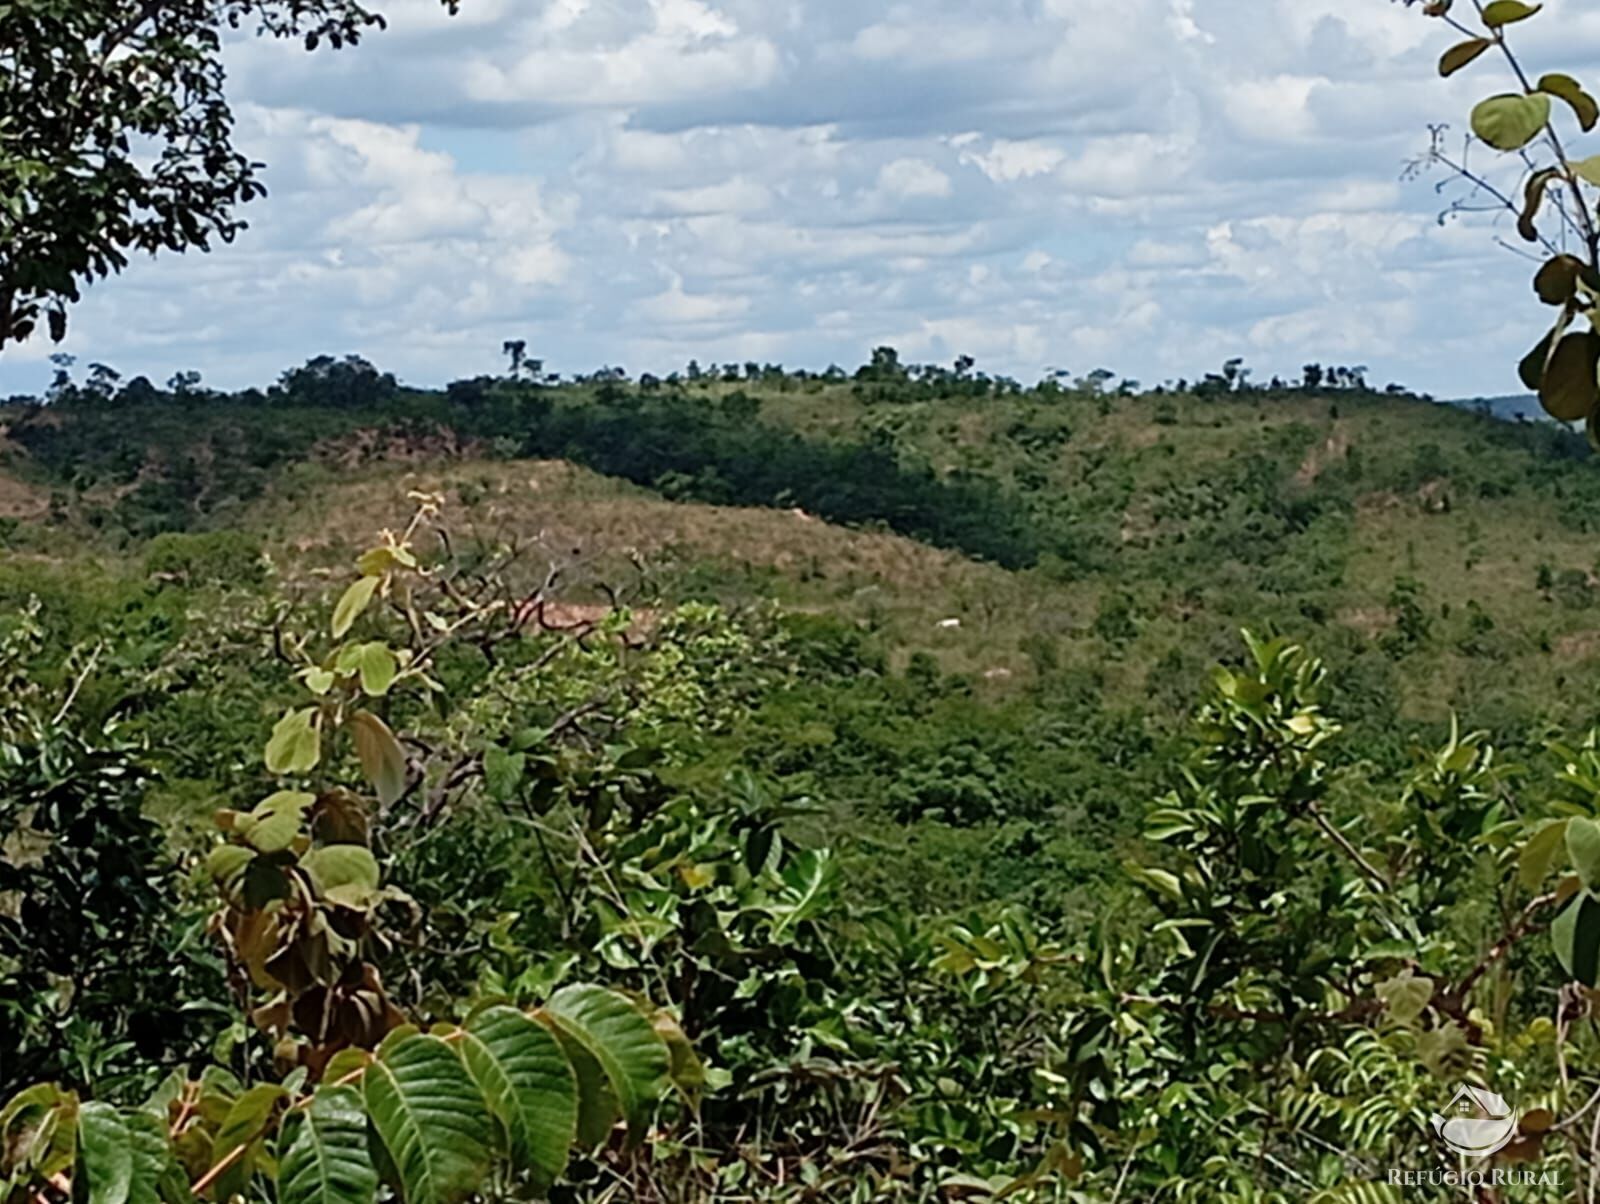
[207,1083,287,1199]
[332,577,379,639]
[1553,891,1600,986]
[1539,72,1599,131]
[357,643,397,697]
[1534,255,1584,305]
[1519,328,1556,391]
[1482,0,1540,26]
[301,846,380,900]
[459,1006,578,1190]
[1471,93,1551,151]
[266,710,322,775]
[125,1111,173,1204]
[1575,155,1600,187]
[541,985,669,1147]
[769,848,839,938]
[241,791,316,854]
[278,1086,378,1204]
[363,1034,493,1204]
[1569,817,1600,891]
[1439,37,1490,77]
[1375,969,1433,1025]
[1537,331,1600,421]
[349,711,407,806]
[1521,818,1570,889]
[77,1103,133,1204]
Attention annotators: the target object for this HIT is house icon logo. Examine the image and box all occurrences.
[1430,1084,1518,1160]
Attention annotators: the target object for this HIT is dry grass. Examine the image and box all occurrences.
[249,457,1100,686]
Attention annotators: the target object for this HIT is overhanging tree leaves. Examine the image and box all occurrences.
[0,0,460,352]
[1407,0,1600,426]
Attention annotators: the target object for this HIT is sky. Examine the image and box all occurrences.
[8,0,1600,398]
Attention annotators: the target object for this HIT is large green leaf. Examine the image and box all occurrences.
[363,1034,493,1204]
[459,1007,578,1189]
[124,1112,174,1204]
[278,1086,378,1204]
[77,1103,133,1204]
[1553,891,1600,985]
[769,849,838,938]
[266,710,322,775]
[1471,93,1551,151]
[1569,817,1600,891]
[541,986,669,1147]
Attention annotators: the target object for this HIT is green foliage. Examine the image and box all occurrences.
[0,2,463,351]
[0,607,222,1100]
[0,510,690,1204]
[1411,0,1600,432]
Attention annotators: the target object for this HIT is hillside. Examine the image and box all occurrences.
[10,369,1600,1199]
[6,375,1600,737]
[3,375,1600,878]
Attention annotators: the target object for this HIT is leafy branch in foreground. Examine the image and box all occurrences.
[0,499,686,1204]
[1408,0,1600,431]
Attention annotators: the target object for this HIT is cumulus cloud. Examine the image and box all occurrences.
[0,0,1576,397]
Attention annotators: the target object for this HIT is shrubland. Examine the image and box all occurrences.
[5,355,1600,1199]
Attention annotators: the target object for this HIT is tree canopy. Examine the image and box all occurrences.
[0,0,457,353]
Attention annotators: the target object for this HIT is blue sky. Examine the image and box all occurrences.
[6,0,1600,398]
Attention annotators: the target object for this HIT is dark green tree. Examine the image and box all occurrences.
[0,0,459,352]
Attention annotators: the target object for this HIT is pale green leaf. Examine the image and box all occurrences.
[300,846,380,896]
[1575,155,1600,186]
[356,644,397,697]
[240,791,315,854]
[1471,92,1551,151]
[1375,969,1434,1025]
[265,710,321,776]
[332,577,379,639]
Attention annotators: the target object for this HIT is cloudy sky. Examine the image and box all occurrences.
[6,0,1600,398]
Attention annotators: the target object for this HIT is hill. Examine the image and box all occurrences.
[11,365,1600,1198]
[8,372,1600,728]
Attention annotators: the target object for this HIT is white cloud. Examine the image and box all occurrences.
[0,0,1572,398]
[875,158,953,199]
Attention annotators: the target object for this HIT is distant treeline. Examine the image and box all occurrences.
[0,348,1516,565]
[2,354,1042,564]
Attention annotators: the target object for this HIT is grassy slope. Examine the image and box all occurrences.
[9,382,1600,741]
